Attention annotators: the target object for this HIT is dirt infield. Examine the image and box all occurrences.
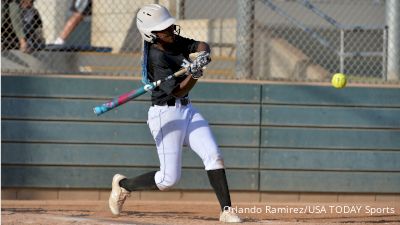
[2,200,399,225]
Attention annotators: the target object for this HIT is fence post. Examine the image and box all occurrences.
[176,0,185,20]
[383,26,388,81]
[340,29,345,74]
[386,0,400,81]
[236,0,255,79]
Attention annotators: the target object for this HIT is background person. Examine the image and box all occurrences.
[1,0,28,52]
[53,0,92,45]
[20,0,45,51]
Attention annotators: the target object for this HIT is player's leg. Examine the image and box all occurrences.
[57,12,84,42]
[8,1,28,52]
[148,106,187,190]
[185,106,242,223]
[54,0,91,44]
[109,106,187,215]
[184,107,229,208]
[109,171,159,215]
[119,171,157,191]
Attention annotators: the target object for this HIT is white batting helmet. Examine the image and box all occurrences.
[136,4,176,43]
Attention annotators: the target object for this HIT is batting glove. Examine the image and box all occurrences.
[181,51,211,79]
[193,51,211,68]
[181,59,202,79]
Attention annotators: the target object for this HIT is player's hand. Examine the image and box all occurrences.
[181,51,211,79]
[193,51,211,67]
[191,69,203,79]
[181,59,203,79]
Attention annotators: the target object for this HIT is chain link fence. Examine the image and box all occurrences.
[2,0,399,84]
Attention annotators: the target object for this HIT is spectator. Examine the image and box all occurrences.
[20,0,45,51]
[1,0,28,52]
[53,0,92,45]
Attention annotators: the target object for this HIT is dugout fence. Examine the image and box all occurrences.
[1,0,399,84]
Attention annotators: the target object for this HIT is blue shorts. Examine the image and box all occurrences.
[71,0,92,16]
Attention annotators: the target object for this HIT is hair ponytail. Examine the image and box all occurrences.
[141,41,150,84]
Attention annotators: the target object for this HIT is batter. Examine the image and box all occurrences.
[108,4,241,223]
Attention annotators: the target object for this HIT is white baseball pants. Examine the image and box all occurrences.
[147,100,224,191]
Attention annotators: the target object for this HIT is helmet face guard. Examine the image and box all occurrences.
[173,25,181,36]
[136,4,176,43]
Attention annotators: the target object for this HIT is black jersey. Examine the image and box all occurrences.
[147,36,199,105]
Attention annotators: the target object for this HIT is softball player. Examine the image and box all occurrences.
[108,4,241,223]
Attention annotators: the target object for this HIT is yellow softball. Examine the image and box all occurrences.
[331,73,347,89]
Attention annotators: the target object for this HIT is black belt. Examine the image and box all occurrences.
[153,98,190,106]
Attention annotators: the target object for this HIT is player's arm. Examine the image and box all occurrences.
[173,42,211,97]
[196,41,211,54]
[172,72,198,97]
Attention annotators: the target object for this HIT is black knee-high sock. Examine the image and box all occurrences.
[119,171,158,192]
[207,169,232,211]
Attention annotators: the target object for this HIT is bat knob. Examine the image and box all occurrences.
[93,106,104,115]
